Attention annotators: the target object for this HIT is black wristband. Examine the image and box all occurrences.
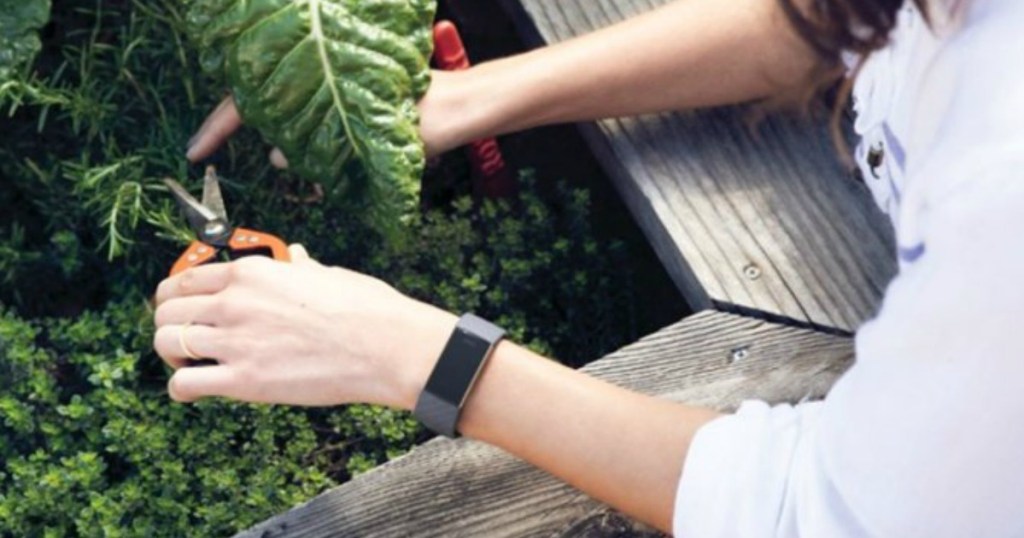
[414,313,504,438]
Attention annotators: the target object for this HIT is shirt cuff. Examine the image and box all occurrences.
[672,400,823,537]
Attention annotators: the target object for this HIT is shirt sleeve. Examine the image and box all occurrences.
[673,5,1024,536]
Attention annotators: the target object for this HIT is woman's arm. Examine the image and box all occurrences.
[152,250,719,533]
[186,0,820,160]
[450,344,720,531]
[420,0,818,154]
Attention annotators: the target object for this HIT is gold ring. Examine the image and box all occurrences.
[179,322,200,360]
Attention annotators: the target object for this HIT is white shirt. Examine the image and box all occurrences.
[673,1,1024,536]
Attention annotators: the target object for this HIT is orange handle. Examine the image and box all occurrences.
[170,241,220,276]
[228,227,292,263]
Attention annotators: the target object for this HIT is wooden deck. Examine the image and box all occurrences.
[238,0,898,535]
[500,0,896,334]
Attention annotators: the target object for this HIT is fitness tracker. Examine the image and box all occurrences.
[414,313,505,438]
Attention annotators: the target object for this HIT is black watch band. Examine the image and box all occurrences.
[414,313,505,438]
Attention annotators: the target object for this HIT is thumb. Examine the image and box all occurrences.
[168,366,236,403]
[269,147,290,169]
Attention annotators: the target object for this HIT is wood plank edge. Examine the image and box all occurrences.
[712,300,856,337]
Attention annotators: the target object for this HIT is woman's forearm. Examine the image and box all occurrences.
[396,340,721,533]
[422,0,817,153]
[153,254,720,533]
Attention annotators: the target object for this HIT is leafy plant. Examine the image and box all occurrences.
[186,0,437,231]
[0,0,50,82]
[0,302,334,537]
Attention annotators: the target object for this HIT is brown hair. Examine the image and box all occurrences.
[775,0,929,160]
[778,0,927,62]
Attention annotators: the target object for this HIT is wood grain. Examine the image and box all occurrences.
[497,0,897,333]
[235,311,853,538]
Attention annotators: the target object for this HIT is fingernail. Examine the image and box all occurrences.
[185,142,200,162]
[269,147,290,169]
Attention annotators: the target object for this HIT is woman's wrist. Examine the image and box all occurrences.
[419,69,485,156]
[419,54,551,156]
[385,301,459,411]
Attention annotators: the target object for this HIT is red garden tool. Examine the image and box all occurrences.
[433,20,516,198]
[163,166,290,276]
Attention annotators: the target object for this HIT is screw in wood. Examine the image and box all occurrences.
[730,346,750,363]
[742,263,762,280]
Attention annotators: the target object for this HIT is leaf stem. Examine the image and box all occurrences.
[307,0,362,159]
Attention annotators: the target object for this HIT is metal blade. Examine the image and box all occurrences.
[163,178,221,235]
[201,165,229,221]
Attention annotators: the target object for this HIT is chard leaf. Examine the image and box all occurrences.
[0,0,51,82]
[186,0,436,226]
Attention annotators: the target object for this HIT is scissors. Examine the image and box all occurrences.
[163,166,290,277]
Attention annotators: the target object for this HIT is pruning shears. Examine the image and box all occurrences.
[163,166,290,277]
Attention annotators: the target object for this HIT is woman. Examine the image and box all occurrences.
[155,0,1024,535]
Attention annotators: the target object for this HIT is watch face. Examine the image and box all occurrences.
[429,327,491,404]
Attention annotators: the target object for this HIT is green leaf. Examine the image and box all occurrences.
[0,0,51,82]
[186,0,436,226]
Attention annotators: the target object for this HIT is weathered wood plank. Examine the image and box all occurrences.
[236,311,853,538]
[497,0,897,333]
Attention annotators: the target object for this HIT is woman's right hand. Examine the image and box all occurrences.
[153,245,458,409]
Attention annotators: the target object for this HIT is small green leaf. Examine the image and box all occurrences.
[0,0,51,82]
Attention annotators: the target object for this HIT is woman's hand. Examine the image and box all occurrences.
[185,70,477,165]
[152,245,457,409]
[185,95,290,167]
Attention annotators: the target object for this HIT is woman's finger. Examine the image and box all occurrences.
[186,95,243,162]
[269,147,290,169]
[168,365,238,403]
[188,96,232,146]
[154,294,229,328]
[153,323,228,369]
[154,263,233,306]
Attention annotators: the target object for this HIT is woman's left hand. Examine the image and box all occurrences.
[187,71,476,167]
[152,245,457,409]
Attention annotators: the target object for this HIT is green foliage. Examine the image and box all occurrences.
[380,173,638,363]
[0,0,212,316]
[0,0,50,82]
[187,0,437,234]
[0,303,333,537]
[0,0,643,535]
